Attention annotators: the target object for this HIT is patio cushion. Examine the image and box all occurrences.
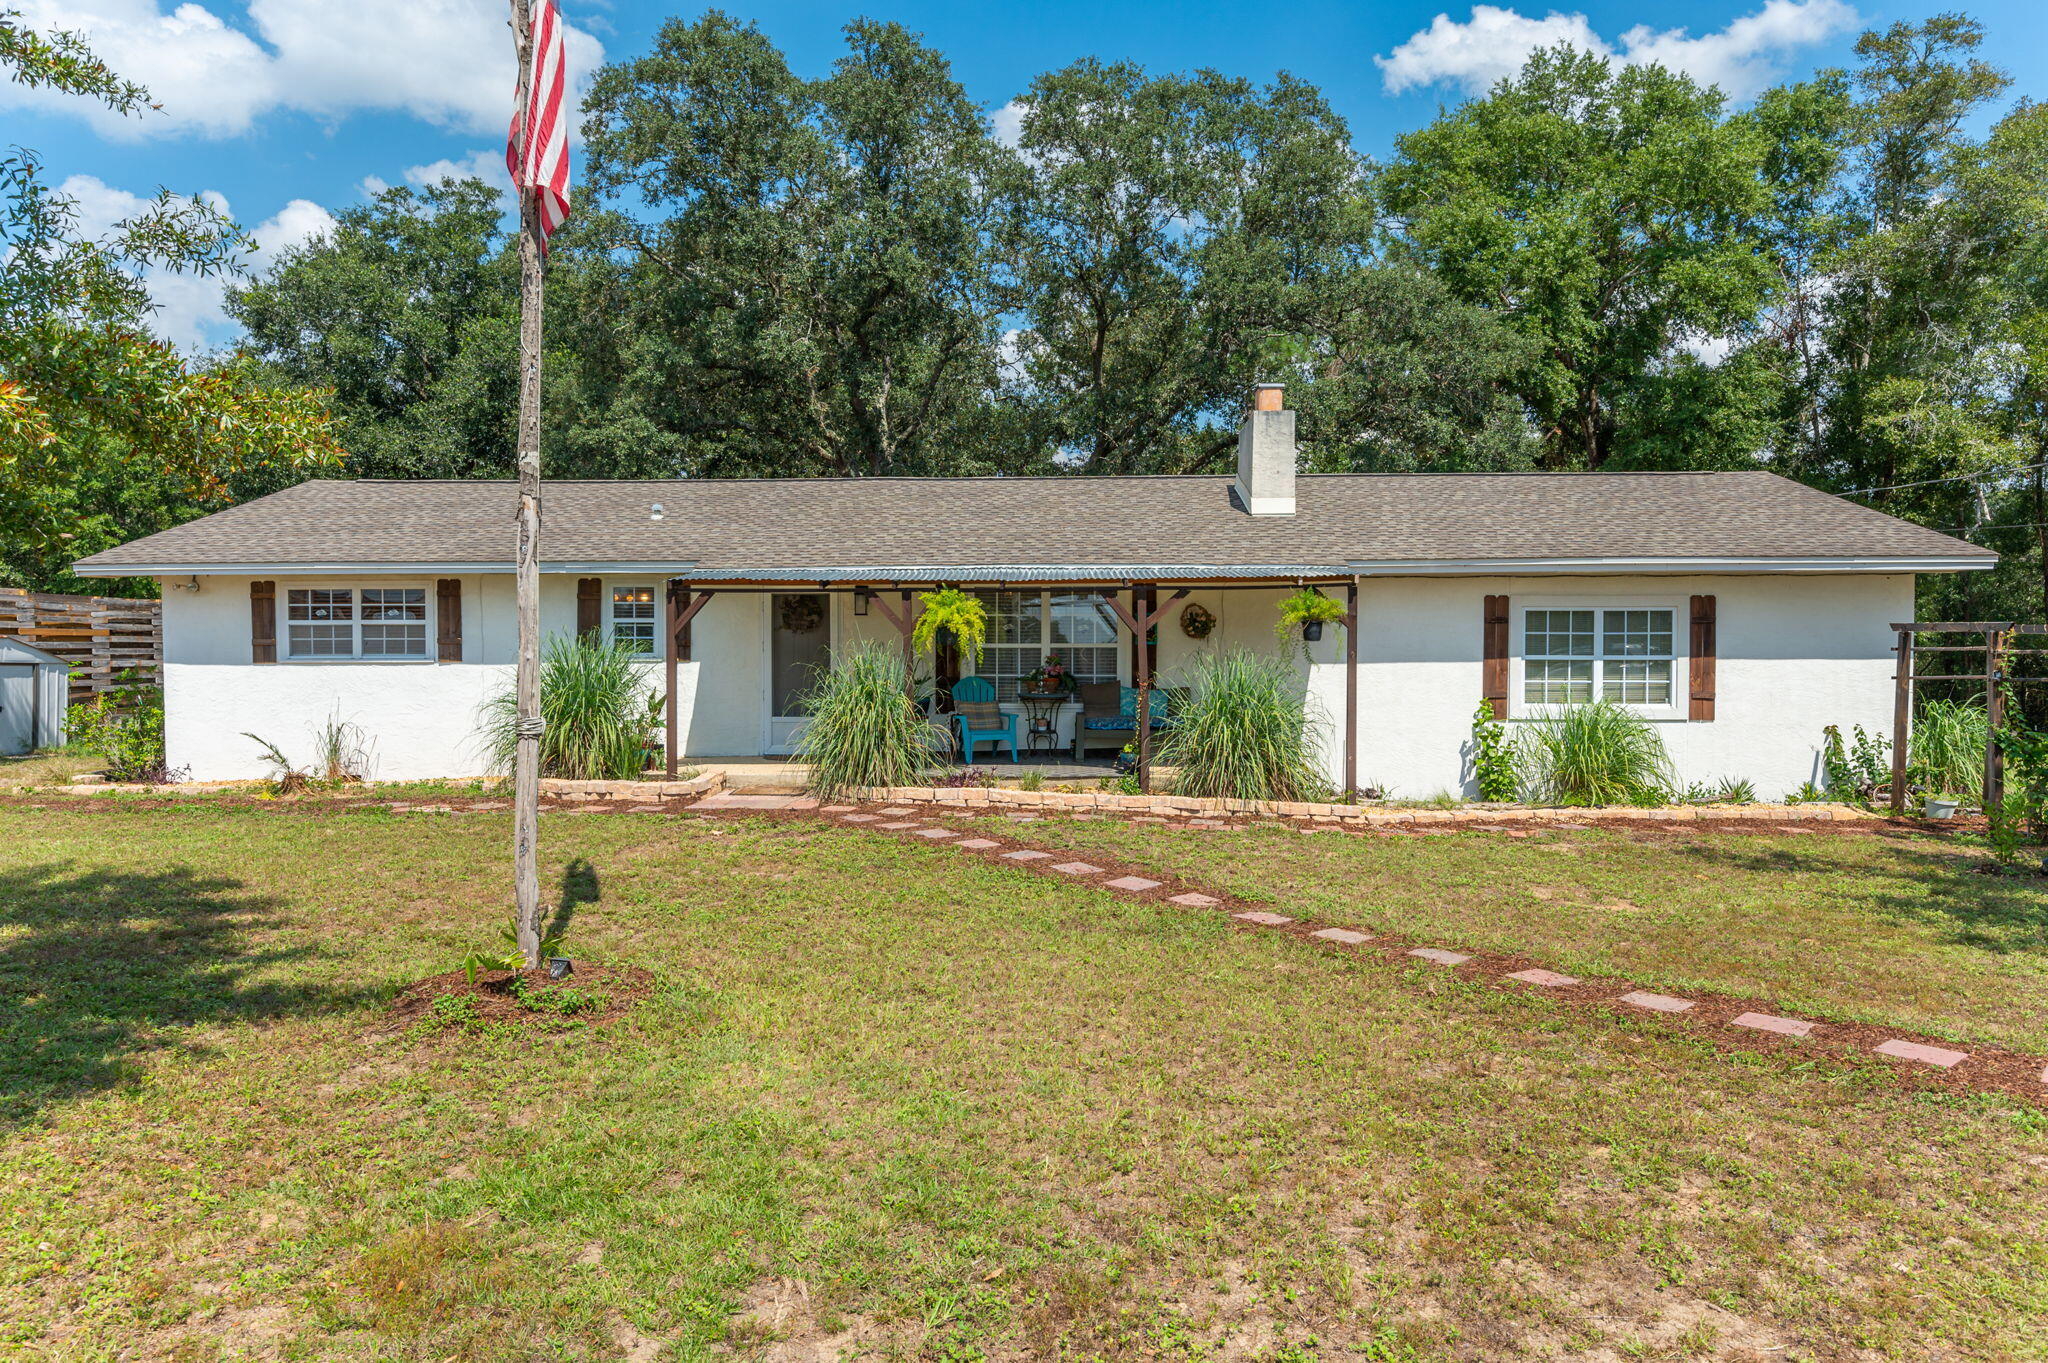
[956,700,1004,728]
[1083,716,1167,731]
[1076,681,1120,712]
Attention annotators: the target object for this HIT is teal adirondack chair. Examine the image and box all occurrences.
[951,676,1018,764]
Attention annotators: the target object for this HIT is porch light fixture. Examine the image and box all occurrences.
[854,589,869,616]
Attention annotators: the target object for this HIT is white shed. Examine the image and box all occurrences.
[0,637,70,755]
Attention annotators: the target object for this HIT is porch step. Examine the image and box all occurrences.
[719,769,808,794]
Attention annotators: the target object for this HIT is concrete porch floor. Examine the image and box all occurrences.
[675,755,1138,792]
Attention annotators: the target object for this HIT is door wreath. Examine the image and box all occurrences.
[1179,602,1216,639]
[778,595,826,634]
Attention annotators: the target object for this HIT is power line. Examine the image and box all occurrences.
[1839,462,2047,498]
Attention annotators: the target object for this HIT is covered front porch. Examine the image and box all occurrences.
[649,574,1362,795]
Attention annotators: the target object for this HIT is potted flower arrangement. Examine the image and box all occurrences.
[1274,587,1346,648]
[1023,652,1076,696]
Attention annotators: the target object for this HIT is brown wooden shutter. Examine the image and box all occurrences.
[250,580,276,664]
[1481,594,1509,718]
[576,577,602,639]
[436,578,462,662]
[1689,595,1717,721]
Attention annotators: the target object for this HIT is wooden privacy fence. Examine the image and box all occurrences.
[0,588,162,705]
[1890,620,2048,814]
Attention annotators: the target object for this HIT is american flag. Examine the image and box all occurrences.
[506,0,571,245]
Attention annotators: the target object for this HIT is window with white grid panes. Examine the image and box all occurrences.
[1522,606,1675,708]
[610,584,657,655]
[286,587,428,659]
[971,591,1122,700]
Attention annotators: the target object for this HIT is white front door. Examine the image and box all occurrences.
[764,592,833,754]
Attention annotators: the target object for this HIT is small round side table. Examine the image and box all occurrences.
[1017,689,1068,755]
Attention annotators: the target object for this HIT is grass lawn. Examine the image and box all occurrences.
[0,750,100,788]
[2,799,2044,1361]
[956,813,2048,1055]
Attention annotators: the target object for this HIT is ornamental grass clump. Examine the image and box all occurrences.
[480,635,655,780]
[794,642,947,800]
[1156,649,1330,802]
[1911,697,1988,803]
[1515,700,1674,806]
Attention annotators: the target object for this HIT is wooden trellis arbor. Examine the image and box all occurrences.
[1890,621,2048,814]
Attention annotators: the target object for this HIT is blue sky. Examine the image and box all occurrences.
[7,0,2043,351]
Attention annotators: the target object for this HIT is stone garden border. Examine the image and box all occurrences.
[533,775,1873,825]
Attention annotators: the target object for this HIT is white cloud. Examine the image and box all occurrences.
[1682,334,1735,367]
[0,0,604,140]
[58,174,334,350]
[990,99,1025,149]
[358,148,512,208]
[1376,0,1855,102]
[1617,0,1856,102]
[1377,7,1606,96]
[405,148,513,201]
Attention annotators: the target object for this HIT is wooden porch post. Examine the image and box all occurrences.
[901,590,916,694]
[1890,627,1912,815]
[664,582,683,777]
[663,586,714,777]
[1986,627,2007,812]
[860,587,920,701]
[1135,584,1156,791]
[1100,585,1186,794]
[1343,578,1359,801]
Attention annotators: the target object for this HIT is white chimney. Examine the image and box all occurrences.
[1235,383,1295,516]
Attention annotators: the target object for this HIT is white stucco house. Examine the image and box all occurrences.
[75,386,1994,797]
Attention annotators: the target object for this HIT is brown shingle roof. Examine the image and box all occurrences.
[73,472,1994,577]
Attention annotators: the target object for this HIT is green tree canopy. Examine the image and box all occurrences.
[579,12,1011,476]
[228,180,522,480]
[0,7,340,590]
[1379,47,1780,469]
[1004,60,1370,473]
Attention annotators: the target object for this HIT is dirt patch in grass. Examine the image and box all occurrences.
[387,963,654,1031]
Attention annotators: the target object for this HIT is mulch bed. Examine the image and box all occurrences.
[388,963,655,1030]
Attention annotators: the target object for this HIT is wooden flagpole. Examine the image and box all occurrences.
[509,0,544,967]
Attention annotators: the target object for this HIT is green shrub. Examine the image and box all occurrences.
[1993,719,2048,846]
[479,635,657,780]
[1910,698,1987,802]
[1156,649,1330,802]
[64,671,177,782]
[1515,700,1675,806]
[1470,700,1517,800]
[1821,723,1890,804]
[793,642,947,800]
